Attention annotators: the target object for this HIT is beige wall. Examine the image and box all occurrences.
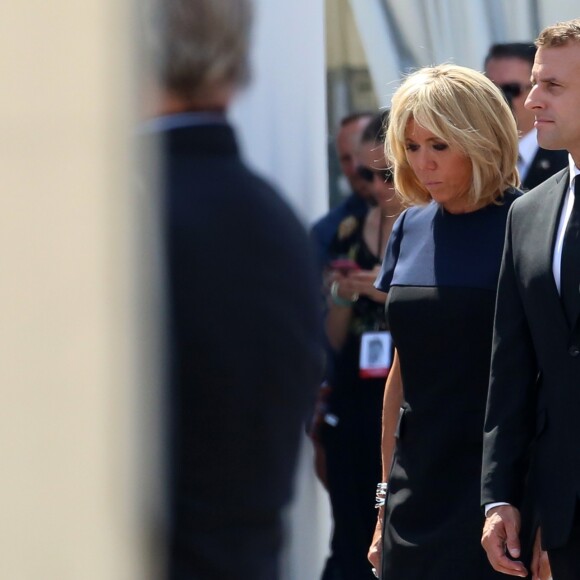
[0,1,161,578]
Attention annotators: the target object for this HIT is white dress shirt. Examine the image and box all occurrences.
[517,129,540,182]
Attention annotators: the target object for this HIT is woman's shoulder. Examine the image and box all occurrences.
[501,187,523,205]
[385,203,436,250]
[487,187,522,216]
[399,201,436,220]
[396,202,437,230]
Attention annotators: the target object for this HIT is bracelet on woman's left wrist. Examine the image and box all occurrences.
[330,280,359,307]
[375,482,388,508]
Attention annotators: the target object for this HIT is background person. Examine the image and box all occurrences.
[481,18,580,580]
[312,113,374,266]
[484,42,568,191]
[308,111,374,580]
[315,111,401,580]
[142,0,324,578]
[367,64,524,580]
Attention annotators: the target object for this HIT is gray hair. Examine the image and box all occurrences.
[149,0,253,100]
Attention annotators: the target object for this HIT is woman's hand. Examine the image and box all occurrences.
[349,266,386,304]
[324,271,356,351]
[329,271,361,303]
[530,527,551,580]
[324,265,384,350]
[368,511,383,575]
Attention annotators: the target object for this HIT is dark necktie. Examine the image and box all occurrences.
[560,177,580,326]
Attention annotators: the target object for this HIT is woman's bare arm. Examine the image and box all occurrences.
[368,349,404,570]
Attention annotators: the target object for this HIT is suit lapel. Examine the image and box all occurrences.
[548,172,580,333]
[539,170,570,332]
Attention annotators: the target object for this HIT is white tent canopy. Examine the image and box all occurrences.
[351,0,579,110]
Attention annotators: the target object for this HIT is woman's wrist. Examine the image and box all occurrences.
[330,280,359,307]
[375,482,389,508]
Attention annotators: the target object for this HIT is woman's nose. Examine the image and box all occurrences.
[417,151,435,170]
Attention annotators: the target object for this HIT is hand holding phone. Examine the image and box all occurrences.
[329,258,360,276]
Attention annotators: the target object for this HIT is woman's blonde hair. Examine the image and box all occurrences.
[386,64,519,207]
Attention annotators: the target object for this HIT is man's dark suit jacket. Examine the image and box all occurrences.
[522,147,568,191]
[311,191,368,267]
[482,167,580,551]
[160,119,323,579]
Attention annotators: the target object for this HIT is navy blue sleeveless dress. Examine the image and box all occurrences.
[375,191,520,579]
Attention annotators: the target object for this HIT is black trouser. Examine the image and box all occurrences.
[548,502,580,580]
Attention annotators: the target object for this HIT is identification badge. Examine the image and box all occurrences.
[359,331,392,379]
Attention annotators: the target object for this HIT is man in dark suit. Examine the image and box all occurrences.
[481,19,580,580]
[142,1,323,578]
[309,114,372,574]
[485,42,568,190]
[311,112,373,266]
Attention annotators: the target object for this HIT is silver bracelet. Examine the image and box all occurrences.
[330,280,359,306]
[375,482,388,508]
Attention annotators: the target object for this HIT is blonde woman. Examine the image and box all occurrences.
[367,64,526,579]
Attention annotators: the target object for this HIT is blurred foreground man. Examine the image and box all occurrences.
[142,1,323,578]
[482,18,580,580]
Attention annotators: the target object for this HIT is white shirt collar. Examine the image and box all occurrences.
[518,128,539,168]
[570,155,580,183]
[138,111,227,134]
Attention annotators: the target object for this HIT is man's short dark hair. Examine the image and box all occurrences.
[361,110,390,145]
[484,42,536,67]
[340,111,374,128]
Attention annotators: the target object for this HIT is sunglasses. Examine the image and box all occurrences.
[357,165,394,183]
[497,82,532,100]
